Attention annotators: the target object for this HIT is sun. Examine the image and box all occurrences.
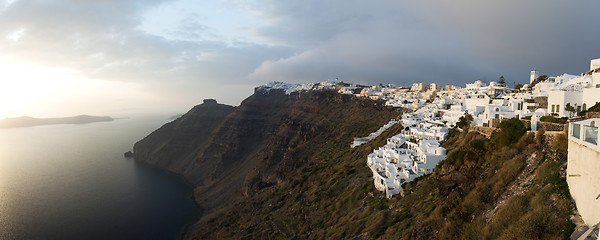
[0,63,78,119]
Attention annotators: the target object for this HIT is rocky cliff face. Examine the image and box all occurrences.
[133,89,400,235]
[134,90,575,239]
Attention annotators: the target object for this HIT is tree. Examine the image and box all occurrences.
[514,83,523,90]
[565,103,576,118]
[536,75,549,82]
[499,76,506,86]
[456,114,474,130]
[530,75,549,88]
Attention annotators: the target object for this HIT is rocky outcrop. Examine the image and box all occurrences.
[133,99,235,172]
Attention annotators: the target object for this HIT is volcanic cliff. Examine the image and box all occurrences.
[134,89,575,239]
[133,89,400,236]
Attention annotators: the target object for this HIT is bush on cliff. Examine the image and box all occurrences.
[491,118,527,148]
[540,115,568,124]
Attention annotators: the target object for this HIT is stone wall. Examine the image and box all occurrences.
[521,119,567,132]
[491,119,501,128]
[541,130,566,146]
[521,119,531,129]
[469,126,498,138]
[535,96,548,109]
[585,112,600,119]
[539,121,567,131]
[471,124,565,139]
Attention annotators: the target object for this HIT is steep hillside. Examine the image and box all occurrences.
[133,89,401,235]
[186,118,574,239]
[134,90,575,239]
[134,99,235,170]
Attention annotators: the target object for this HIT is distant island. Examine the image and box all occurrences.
[0,115,114,128]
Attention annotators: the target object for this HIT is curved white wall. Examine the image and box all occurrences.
[567,140,600,226]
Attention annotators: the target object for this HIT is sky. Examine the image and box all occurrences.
[1,0,600,118]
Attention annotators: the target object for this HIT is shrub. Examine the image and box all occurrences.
[445,128,460,140]
[540,115,568,124]
[535,128,545,146]
[492,118,526,148]
[456,114,473,130]
[552,132,568,155]
[482,195,528,238]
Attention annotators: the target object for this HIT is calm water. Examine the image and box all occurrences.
[0,116,198,240]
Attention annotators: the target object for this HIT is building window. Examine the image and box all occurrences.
[584,125,598,145]
[552,105,555,113]
[572,124,581,139]
[583,103,587,111]
[557,105,560,113]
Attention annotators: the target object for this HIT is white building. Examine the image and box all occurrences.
[567,119,600,227]
[430,83,442,92]
[367,132,447,198]
[548,90,582,117]
[405,125,449,141]
[368,144,413,198]
[406,140,447,173]
[411,83,430,92]
[466,80,486,90]
[591,58,600,71]
[547,72,600,117]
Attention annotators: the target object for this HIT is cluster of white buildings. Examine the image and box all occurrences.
[255,80,336,94]
[366,106,449,198]
[341,58,600,129]
[256,58,600,203]
[360,58,600,199]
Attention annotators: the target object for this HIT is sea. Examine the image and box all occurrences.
[0,115,198,240]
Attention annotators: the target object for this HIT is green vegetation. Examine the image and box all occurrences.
[456,114,473,130]
[491,118,526,148]
[514,83,524,90]
[565,103,576,118]
[530,75,549,88]
[579,102,600,116]
[540,115,568,124]
[190,98,574,239]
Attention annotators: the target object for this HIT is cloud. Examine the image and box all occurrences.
[1,0,600,113]
[248,0,600,87]
[0,0,294,106]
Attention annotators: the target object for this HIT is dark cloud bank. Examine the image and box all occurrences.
[2,0,599,106]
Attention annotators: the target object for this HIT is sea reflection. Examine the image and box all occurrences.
[0,116,198,240]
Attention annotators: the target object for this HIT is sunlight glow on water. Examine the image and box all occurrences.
[0,116,198,240]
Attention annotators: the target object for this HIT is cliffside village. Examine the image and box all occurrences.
[259,58,600,230]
